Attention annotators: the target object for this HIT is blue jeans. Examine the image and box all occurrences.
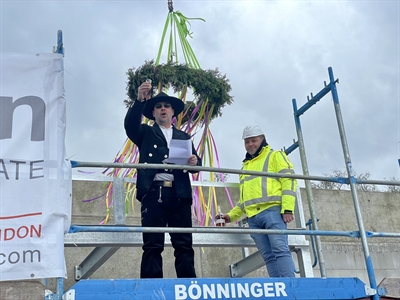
[247,206,295,277]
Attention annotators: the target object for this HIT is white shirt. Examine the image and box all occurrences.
[159,125,173,147]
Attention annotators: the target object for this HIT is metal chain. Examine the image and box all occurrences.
[168,0,173,12]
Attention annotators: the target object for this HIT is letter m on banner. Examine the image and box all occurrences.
[0,52,72,281]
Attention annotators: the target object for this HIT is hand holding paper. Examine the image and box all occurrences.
[163,139,192,165]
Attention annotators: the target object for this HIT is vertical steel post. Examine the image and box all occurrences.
[328,67,378,299]
[54,30,64,55]
[57,278,64,300]
[292,99,327,277]
[49,29,65,300]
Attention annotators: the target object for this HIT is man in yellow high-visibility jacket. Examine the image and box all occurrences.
[217,124,296,277]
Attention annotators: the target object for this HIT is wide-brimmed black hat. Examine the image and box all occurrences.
[142,92,185,120]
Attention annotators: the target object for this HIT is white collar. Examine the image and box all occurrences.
[159,124,173,131]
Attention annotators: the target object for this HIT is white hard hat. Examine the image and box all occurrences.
[242,125,264,139]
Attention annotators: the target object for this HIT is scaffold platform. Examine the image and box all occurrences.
[64,277,376,300]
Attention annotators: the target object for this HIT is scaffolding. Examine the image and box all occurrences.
[39,30,400,300]
[59,72,400,300]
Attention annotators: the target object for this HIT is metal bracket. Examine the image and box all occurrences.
[62,289,75,300]
[364,285,377,296]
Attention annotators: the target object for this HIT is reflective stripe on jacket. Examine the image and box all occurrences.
[228,145,297,222]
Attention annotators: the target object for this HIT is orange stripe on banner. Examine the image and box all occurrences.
[0,212,42,220]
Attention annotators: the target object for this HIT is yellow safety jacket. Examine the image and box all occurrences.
[228,145,297,222]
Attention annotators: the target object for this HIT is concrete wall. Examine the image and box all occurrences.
[299,188,400,282]
[56,181,400,291]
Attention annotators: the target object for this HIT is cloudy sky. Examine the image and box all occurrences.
[1,0,399,187]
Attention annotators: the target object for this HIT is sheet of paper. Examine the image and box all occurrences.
[163,139,192,165]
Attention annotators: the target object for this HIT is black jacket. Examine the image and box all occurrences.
[124,100,202,202]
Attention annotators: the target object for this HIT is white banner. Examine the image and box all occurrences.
[0,52,72,280]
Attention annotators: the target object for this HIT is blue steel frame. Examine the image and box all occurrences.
[291,67,379,300]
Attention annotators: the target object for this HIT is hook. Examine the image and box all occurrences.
[168,0,173,12]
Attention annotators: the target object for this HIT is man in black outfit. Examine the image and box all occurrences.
[124,81,201,278]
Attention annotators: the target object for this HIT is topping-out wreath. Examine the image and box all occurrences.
[124,60,233,122]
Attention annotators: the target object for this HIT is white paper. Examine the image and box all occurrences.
[163,139,192,165]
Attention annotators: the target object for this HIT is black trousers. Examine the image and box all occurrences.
[140,184,196,278]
